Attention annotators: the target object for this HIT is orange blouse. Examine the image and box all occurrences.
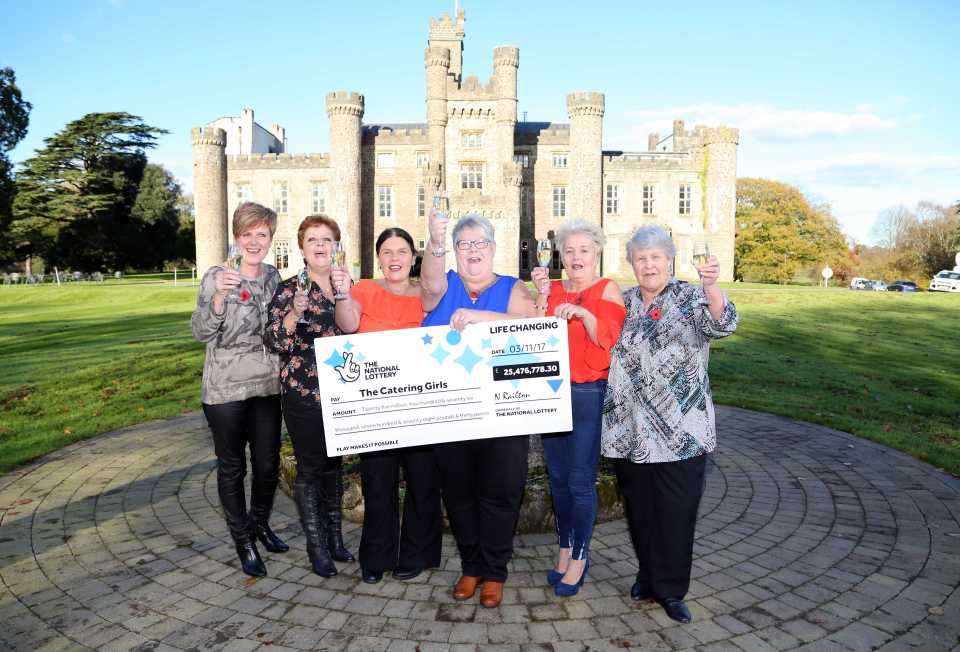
[351,279,425,333]
[546,278,627,383]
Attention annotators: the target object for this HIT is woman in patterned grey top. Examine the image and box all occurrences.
[602,225,738,624]
[191,202,287,579]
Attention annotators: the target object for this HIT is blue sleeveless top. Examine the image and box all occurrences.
[422,270,518,326]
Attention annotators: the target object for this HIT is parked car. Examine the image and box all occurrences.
[928,270,960,292]
[887,280,919,292]
[849,277,871,290]
[871,280,887,292]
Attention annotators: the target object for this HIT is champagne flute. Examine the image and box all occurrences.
[692,240,710,278]
[536,239,553,268]
[332,241,348,300]
[225,244,241,297]
[433,193,450,220]
[296,268,310,322]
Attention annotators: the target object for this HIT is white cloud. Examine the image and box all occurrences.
[624,103,897,141]
[793,153,960,188]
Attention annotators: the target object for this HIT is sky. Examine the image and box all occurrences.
[5,0,958,244]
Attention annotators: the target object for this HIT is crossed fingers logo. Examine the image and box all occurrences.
[334,351,361,383]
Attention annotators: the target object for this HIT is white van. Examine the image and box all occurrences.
[849,277,871,290]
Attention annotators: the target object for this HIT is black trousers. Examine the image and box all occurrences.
[202,395,282,543]
[281,394,341,487]
[359,446,443,572]
[435,435,529,582]
[613,454,707,601]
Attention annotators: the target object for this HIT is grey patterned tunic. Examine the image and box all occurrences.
[601,279,738,463]
[191,265,282,405]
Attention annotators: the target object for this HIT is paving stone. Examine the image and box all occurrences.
[0,408,957,650]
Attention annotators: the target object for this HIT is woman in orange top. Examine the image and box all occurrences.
[332,228,442,585]
[531,218,626,597]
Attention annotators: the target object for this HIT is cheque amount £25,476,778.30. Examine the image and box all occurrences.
[492,362,559,381]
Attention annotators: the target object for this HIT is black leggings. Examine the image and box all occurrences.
[281,394,341,485]
[202,395,282,543]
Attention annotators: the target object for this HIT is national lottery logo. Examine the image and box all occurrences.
[323,341,400,384]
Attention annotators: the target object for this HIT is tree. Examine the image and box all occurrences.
[734,178,850,283]
[870,205,917,250]
[11,112,167,270]
[127,164,182,270]
[0,68,33,265]
[901,202,960,277]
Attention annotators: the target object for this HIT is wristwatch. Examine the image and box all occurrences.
[430,242,446,257]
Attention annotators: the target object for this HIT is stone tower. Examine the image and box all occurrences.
[493,46,519,189]
[424,46,450,186]
[191,127,228,276]
[325,91,365,274]
[702,126,739,281]
[428,8,465,83]
[566,92,605,226]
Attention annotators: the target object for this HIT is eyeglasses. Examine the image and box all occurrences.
[455,239,491,250]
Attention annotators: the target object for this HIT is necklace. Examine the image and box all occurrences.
[466,277,497,304]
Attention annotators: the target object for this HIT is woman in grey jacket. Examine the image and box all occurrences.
[191,202,288,577]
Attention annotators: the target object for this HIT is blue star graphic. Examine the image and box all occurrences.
[323,350,345,368]
[431,345,450,365]
[454,346,482,374]
[481,338,493,349]
[355,353,366,363]
[422,333,434,345]
[343,341,354,351]
[547,335,560,347]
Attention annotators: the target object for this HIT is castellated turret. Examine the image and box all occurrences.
[424,47,450,186]
[493,46,519,193]
[428,8,465,82]
[191,127,228,276]
[566,92,605,226]
[700,126,740,280]
[325,92,365,274]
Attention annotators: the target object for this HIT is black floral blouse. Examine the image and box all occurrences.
[264,277,341,406]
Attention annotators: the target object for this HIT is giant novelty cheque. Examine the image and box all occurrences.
[314,317,573,455]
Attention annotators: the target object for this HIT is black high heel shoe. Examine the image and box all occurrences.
[253,522,289,553]
[235,542,267,577]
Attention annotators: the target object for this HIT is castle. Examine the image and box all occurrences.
[192,9,738,282]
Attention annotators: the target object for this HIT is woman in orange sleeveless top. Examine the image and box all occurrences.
[331,228,442,585]
[531,218,626,597]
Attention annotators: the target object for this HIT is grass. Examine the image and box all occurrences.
[0,283,958,477]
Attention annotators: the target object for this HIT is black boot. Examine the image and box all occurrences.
[252,522,289,553]
[323,468,355,562]
[294,478,337,577]
[235,541,267,577]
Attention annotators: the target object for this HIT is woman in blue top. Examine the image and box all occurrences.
[420,209,536,608]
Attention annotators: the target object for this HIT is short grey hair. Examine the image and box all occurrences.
[626,225,675,261]
[555,218,605,252]
[451,213,495,246]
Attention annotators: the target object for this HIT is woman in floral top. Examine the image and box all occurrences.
[264,215,351,578]
[602,225,738,625]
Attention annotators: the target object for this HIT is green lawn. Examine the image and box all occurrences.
[0,283,958,476]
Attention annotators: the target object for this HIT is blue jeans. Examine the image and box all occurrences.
[541,380,605,560]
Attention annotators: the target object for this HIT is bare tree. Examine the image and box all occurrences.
[870,205,916,250]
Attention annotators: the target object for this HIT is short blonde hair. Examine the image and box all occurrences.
[555,218,605,253]
[232,202,277,238]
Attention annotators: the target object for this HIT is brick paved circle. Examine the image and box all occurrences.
[1,407,958,651]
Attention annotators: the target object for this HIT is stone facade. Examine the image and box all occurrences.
[192,8,738,281]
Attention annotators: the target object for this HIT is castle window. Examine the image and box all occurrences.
[235,183,251,205]
[273,182,288,214]
[553,186,567,218]
[461,162,483,190]
[461,131,483,148]
[552,153,568,168]
[273,239,290,270]
[416,152,430,168]
[642,184,655,215]
[377,186,393,218]
[417,185,426,217]
[679,184,691,215]
[376,152,395,169]
[513,152,530,168]
[311,183,326,214]
[605,184,620,215]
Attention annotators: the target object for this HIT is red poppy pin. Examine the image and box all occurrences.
[239,289,251,302]
[650,308,662,321]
